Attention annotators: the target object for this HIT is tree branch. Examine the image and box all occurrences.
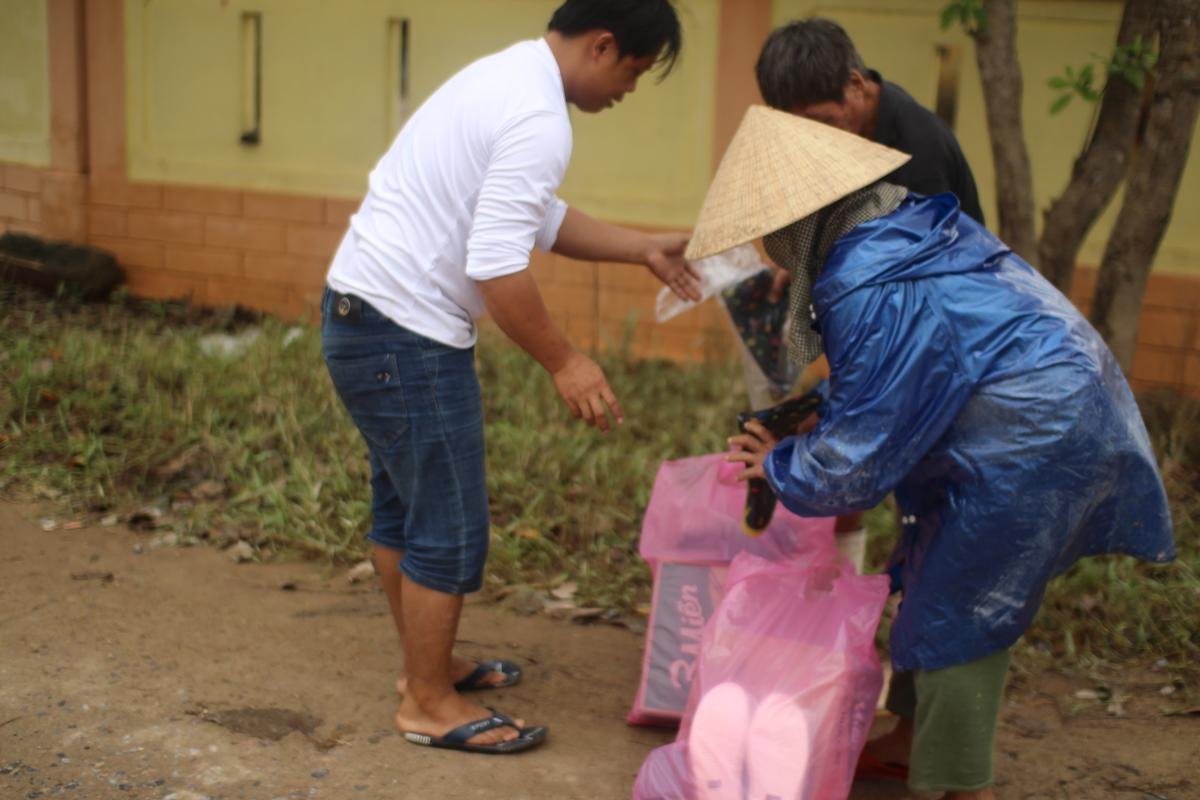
[973,0,1038,263]
[1037,1,1158,294]
[1091,0,1200,372]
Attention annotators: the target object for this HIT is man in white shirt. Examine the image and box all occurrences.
[322,0,697,755]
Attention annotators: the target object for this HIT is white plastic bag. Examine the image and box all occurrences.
[655,244,769,323]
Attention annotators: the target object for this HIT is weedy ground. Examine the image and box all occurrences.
[1,284,1195,682]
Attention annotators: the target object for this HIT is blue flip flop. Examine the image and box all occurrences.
[454,659,521,692]
[402,709,547,755]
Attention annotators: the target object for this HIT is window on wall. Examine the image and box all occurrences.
[387,17,412,136]
[240,11,263,145]
[934,43,962,130]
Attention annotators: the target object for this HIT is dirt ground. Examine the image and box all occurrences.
[1,504,1196,800]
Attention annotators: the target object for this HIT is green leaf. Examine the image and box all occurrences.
[1048,76,1070,90]
[940,4,959,30]
[1050,93,1073,114]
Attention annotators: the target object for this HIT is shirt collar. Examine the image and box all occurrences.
[535,38,568,106]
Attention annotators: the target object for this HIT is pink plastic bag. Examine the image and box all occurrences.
[633,552,890,800]
[628,454,836,727]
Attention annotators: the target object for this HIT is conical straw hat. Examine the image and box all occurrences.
[685,105,911,261]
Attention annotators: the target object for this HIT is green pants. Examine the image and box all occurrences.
[885,648,1012,794]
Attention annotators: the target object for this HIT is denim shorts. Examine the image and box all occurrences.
[321,288,489,595]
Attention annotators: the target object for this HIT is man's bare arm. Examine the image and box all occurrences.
[478,269,623,432]
[551,208,702,302]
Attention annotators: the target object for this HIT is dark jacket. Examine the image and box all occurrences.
[870,71,985,224]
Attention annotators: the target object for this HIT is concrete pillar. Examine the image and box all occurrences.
[40,0,90,241]
[711,0,772,171]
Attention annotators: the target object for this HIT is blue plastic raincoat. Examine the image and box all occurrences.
[763,193,1175,672]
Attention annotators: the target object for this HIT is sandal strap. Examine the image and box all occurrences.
[441,711,519,746]
[454,659,520,691]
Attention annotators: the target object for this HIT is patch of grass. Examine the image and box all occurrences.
[1025,392,1200,675]
[2,284,1196,678]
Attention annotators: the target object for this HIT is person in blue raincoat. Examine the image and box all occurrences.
[692,107,1175,800]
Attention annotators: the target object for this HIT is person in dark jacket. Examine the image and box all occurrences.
[724,17,986,571]
[695,106,1174,800]
[756,17,983,223]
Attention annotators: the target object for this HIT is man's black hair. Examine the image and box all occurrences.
[548,0,682,76]
[755,18,866,110]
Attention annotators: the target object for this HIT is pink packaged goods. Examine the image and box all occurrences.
[633,553,890,800]
[630,563,727,726]
[627,454,836,727]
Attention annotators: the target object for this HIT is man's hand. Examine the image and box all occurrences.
[725,419,779,481]
[643,231,702,302]
[552,351,624,433]
[551,209,701,301]
[478,270,623,431]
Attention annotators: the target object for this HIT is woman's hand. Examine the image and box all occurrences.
[725,419,779,482]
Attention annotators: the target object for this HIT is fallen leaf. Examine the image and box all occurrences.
[1164,707,1200,717]
[550,581,578,600]
[228,541,255,563]
[282,327,304,348]
[543,600,578,618]
[210,526,242,544]
[127,507,163,531]
[515,527,541,541]
[190,480,225,500]
[63,520,85,531]
[147,532,179,549]
[70,571,113,583]
[569,607,605,624]
[153,449,197,479]
[505,587,546,616]
[346,560,376,584]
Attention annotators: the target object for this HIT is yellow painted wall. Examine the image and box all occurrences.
[0,0,51,166]
[771,0,1200,274]
[124,0,717,228]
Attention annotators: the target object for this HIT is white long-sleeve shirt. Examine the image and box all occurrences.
[327,38,571,348]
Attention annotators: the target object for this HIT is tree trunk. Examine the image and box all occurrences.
[973,0,1038,263]
[1091,0,1200,373]
[1037,1,1157,295]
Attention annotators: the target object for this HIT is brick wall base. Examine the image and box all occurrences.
[3,159,1197,396]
